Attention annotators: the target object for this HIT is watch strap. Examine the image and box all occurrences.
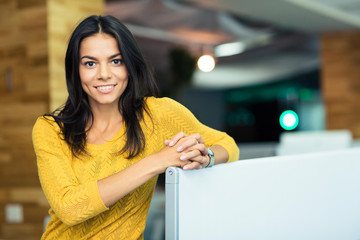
[205,147,215,168]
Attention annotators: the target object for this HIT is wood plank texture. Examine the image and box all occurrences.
[48,0,104,111]
[0,0,104,238]
[0,1,49,238]
[321,31,360,138]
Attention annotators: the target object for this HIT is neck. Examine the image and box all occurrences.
[89,102,123,131]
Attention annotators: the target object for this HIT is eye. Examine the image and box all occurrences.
[84,61,96,67]
[112,59,122,65]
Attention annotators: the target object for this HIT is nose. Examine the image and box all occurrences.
[98,64,111,80]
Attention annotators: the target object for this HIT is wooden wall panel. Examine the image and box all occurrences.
[321,32,360,138]
[0,0,103,239]
[47,0,104,111]
[0,0,49,238]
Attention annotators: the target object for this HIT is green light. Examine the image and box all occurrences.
[279,110,299,130]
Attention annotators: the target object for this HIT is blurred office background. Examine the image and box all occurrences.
[1,0,360,239]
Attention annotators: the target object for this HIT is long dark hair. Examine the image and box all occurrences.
[47,15,159,158]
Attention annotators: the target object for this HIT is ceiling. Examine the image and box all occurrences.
[179,0,360,32]
[105,0,360,89]
[106,0,274,48]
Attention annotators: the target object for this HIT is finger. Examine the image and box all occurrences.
[179,160,192,169]
[180,150,203,162]
[169,132,188,147]
[178,143,207,158]
[189,133,204,144]
[176,133,205,152]
[176,137,199,152]
[183,161,202,170]
[191,156,206,165]
[164,139,171,146]
[197,144,207,156]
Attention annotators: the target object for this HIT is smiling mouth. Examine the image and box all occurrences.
[95,84,117,90]
[94,84,118,94]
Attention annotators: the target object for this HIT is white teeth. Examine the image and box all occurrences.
[96,85,114,90]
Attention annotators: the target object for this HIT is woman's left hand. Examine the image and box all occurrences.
[165,132,210,170]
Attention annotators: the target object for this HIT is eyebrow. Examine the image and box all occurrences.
[80,53,122,61]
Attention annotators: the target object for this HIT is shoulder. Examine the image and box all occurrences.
[144,97,198,126]
[145,96,177,106]
[32,116,61,139]
[145,96,188,112]
[33,115,58,129]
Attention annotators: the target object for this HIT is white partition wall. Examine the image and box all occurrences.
[276,130,353,156]
[165,148,360,240]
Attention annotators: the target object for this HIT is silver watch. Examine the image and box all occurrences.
[206,147,215,168]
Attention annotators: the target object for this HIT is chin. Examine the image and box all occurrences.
[93,98,119,106]
[101,100,118,105]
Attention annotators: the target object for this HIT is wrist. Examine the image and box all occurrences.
[143,154,165,175]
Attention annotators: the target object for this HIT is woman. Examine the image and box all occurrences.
[32,15,239,239]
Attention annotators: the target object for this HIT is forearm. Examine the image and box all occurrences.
[97,155,160,207]
[97,143,190,207]
[41,155,162,225]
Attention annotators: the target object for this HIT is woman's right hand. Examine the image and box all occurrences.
[151,138,193,174]
[164,132,209,170]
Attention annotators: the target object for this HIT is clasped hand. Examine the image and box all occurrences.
[165,132,210,170]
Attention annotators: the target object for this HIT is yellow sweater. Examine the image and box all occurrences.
[32,97,239,240]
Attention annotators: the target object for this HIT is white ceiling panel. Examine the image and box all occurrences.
[180,0,360,32]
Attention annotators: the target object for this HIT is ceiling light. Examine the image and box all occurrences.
[214,41,246,57]
[197,55,216,72]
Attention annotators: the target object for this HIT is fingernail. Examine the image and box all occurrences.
[180,155,187,160]
[169,141,175,146]
[183,165,189,170]
[177,146,183,151]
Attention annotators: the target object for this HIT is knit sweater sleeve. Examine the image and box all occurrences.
[32,117,109,226]
[149,97,239,162]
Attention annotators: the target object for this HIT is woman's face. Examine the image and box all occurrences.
[79,33,128,109]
